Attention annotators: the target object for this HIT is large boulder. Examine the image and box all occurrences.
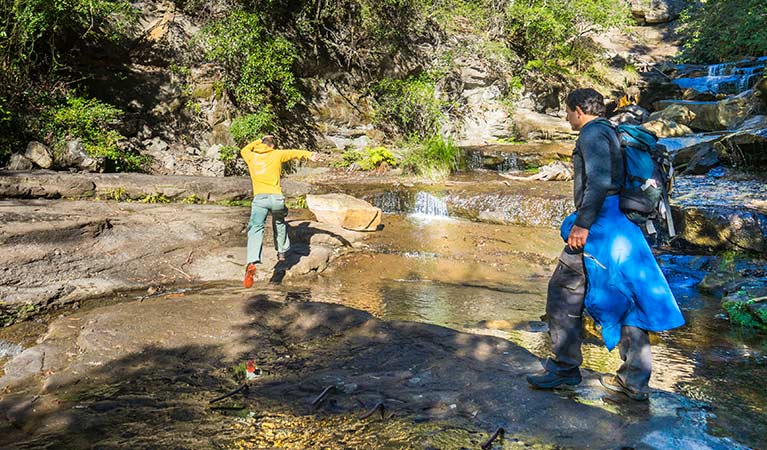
[657,133,724,173]
[24,142,53,169]
[628,0,687,24]
[58,140,104,172]
[647,104,696,126]
[306,193,382,231]
[6,154,34,171]
[512,109,578,141]
[642,118,693,137]
[673,205,767,253]
[654,93,757,131]
[715,115,767,171]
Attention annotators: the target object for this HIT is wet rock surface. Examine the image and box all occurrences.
[0,199,367,326]
[671,175,767,252]
[0,170,307,202]
[0,288,746,449]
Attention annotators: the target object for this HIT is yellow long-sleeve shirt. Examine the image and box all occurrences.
[240,140,313,195]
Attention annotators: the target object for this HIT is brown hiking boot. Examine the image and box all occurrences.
[600,375,649,401]
[243,263,257,288]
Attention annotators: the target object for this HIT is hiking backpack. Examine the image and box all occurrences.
[615,124,676,237]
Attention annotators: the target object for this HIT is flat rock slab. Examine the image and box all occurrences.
[0,290,744,449]
[0,200,368,325]
[0,170,310,202]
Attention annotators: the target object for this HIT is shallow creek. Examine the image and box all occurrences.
[2,171,767,448]
[282,213,766,448]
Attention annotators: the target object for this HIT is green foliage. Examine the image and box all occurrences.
[219,145,240,162]
[722,298,767,331]
[40,95,145,171]
[101,187,129,201]
[285,195,308,209]
[373,73,448,140]
[333,149,364,168]
[357,146,397,170]
[678,0,767,63]
[720,250,738,271]
[428,0,493,33]
[229,111,277,146]
[216,199,252,207]
[181,194,204,204]
[402,134,460,180]
[0,302,38,327]
[138,193,170,204]
[504,0,630,72]
[334,146,398,171]
[0,0,134,74]
[196,10,301,112]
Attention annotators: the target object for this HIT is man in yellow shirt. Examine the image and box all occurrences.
[240,135,319,288]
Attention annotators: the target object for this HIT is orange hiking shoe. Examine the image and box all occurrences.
[243,263,257,288]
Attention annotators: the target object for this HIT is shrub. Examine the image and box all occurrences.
[334,146,398,171]
[373,72,448,140]
[333,149,365,168]
[401,134,460,180]
[504,0,630,72]
[357,146,397,170]
[195,10,301,112]
[229,111,277,146]
[41,95,145,171]
[219,144,248,176]
[138,192,170,204]
[286,195,308,209]
[678,0,767,63]
[0,0,134,75]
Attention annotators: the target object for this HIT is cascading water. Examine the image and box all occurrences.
[461,148,522,172]
[412,191,449,218]
[674,59,765,95]
[708,62,733,77]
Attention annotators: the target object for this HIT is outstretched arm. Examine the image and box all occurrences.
[278,149,317,162]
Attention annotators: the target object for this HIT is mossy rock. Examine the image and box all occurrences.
[0,302,38,327]
[699,271,748,299]
[721,286,767,331]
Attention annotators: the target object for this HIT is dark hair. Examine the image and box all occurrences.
[261,135,275,146]
[565,88,605,116]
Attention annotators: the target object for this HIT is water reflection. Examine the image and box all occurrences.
[294,216,767,448]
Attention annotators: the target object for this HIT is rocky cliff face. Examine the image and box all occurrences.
[3,1,697,176]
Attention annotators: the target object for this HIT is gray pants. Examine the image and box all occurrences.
[543,247,652,391]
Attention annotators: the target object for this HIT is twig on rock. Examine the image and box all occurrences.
[311,385,337,408]
[209,384,249,404]
[358,402,386,420]
[480,427,505,450]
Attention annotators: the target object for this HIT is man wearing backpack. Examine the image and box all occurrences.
[526,88,685,401]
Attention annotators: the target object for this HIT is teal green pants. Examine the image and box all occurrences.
[247,194,290,264]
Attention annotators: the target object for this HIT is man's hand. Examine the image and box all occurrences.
[310,152,321,162]
[567,224,589,251]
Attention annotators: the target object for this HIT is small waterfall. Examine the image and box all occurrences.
[708,62,733,77]
[497,153,520,172]
[461,148,522,172]
[675,60,765,95]
[736,65,764,92]
[370,190,413,214]
[0,340,23,359]
[412,192,449,217]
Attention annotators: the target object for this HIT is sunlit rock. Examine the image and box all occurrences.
[24,142,53,169]
[642,118,693,137]
[306,193,382,231]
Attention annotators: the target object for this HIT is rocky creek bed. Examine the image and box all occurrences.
[1,180,766,448]
[0,285,751,450]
